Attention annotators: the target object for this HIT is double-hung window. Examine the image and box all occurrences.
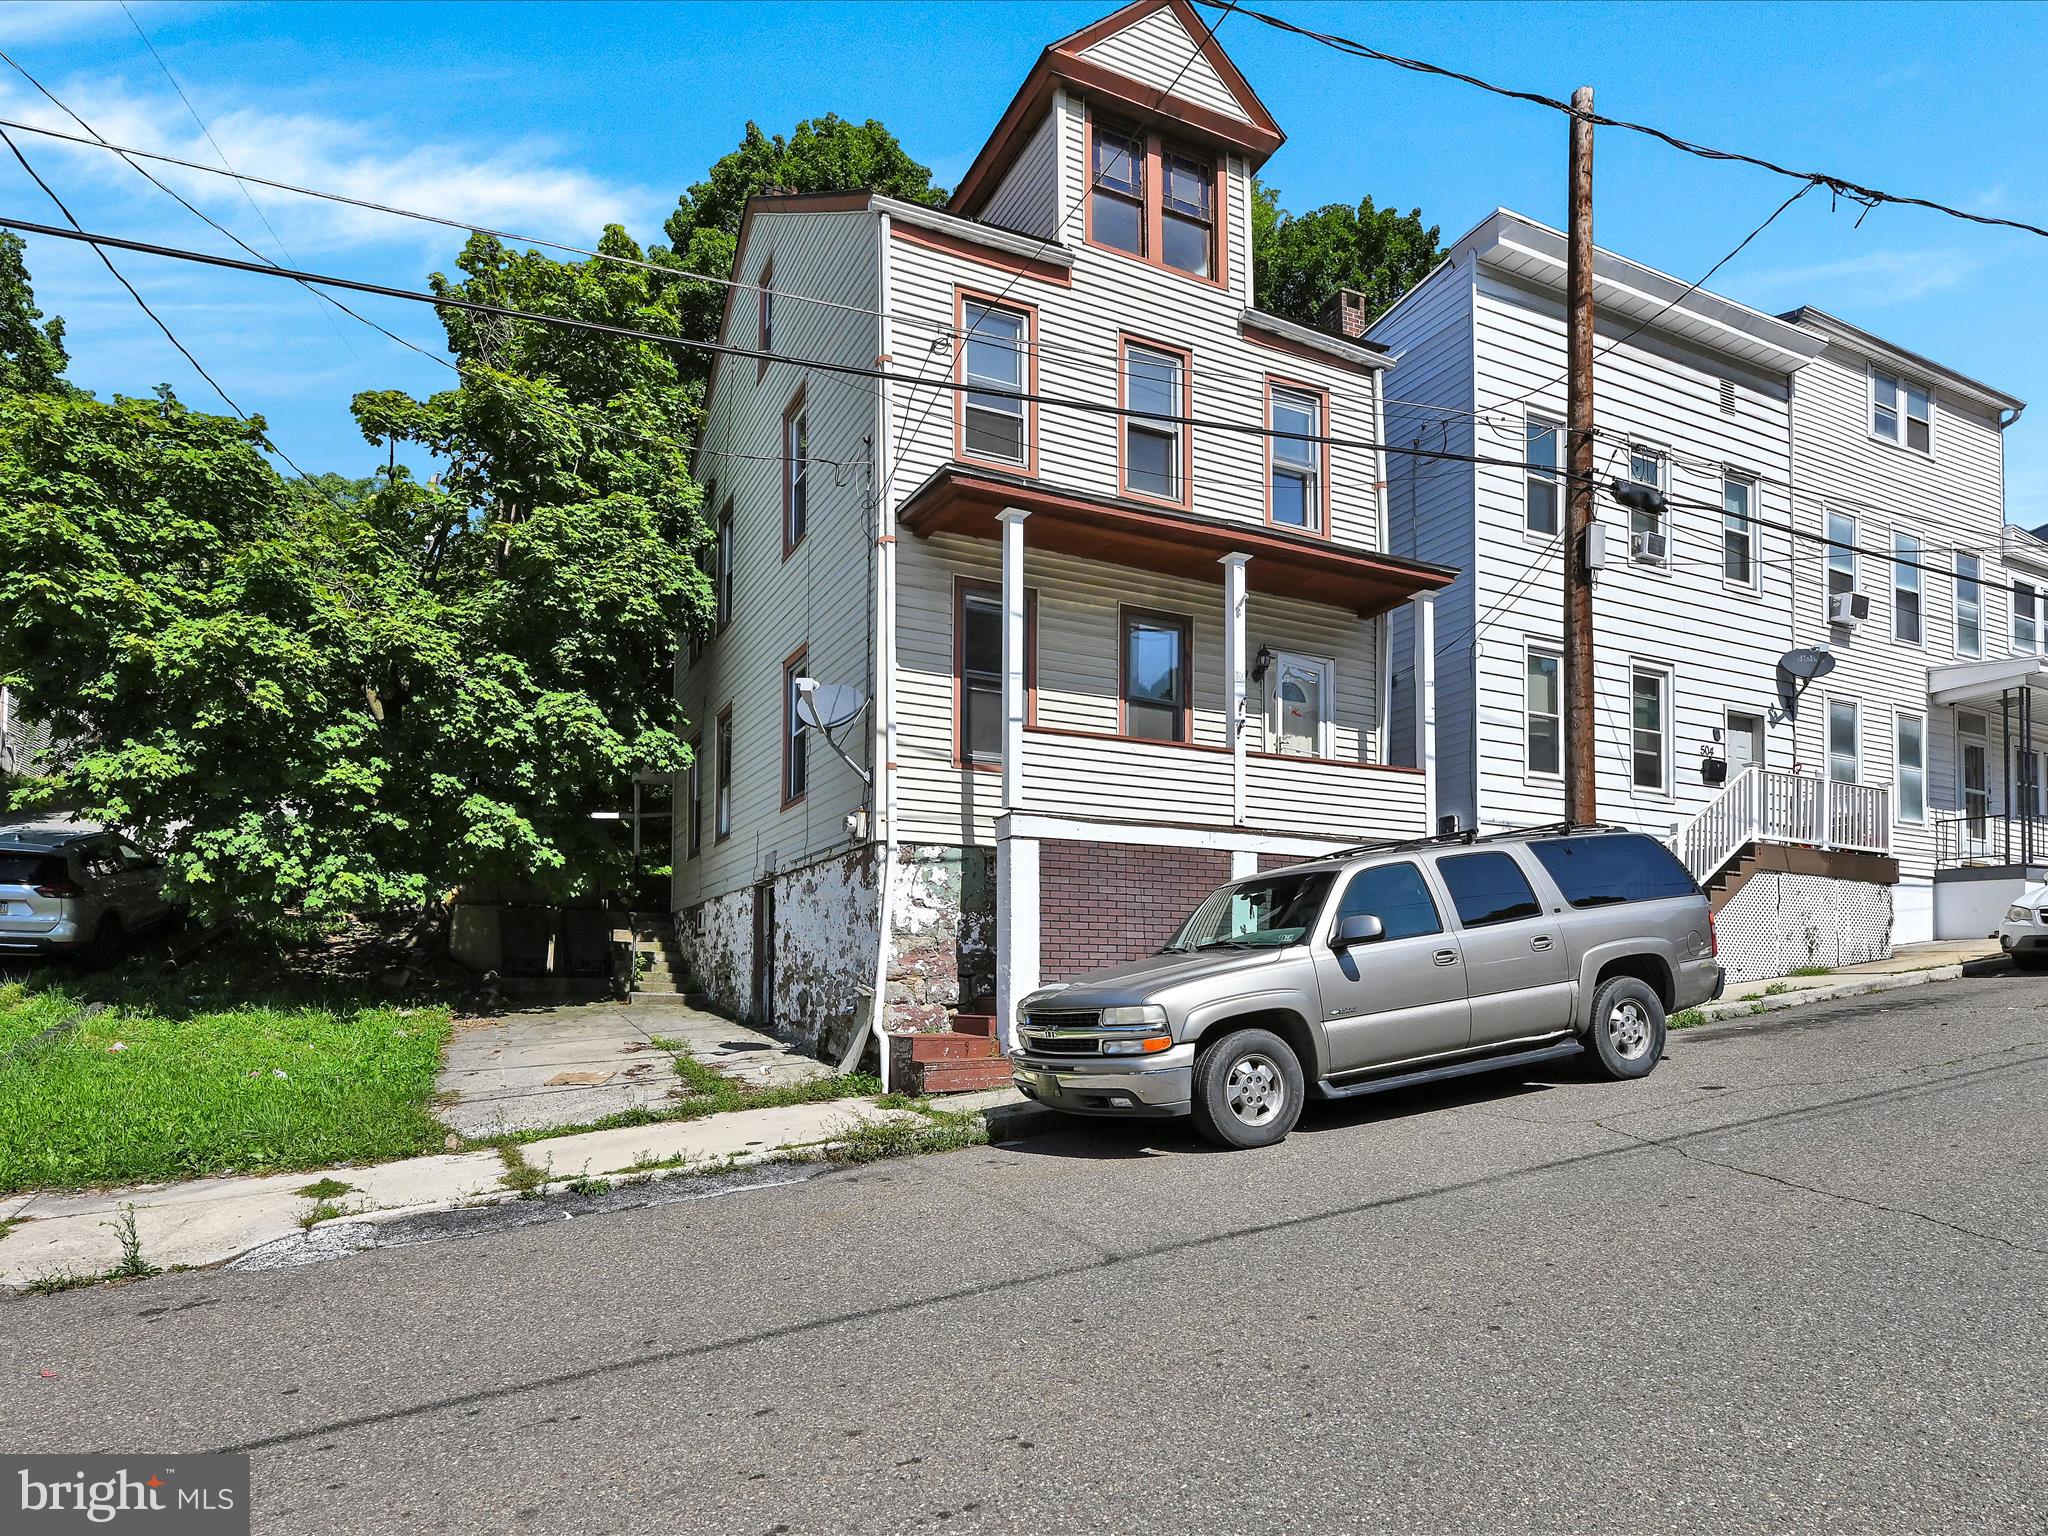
[783,400,809,554]
[959,299,1029,467]
[2016,581,2039,653]
[782,649,808,806]
[1895,712,1926,825]
[1630,666,1669,793]
[715,502,734,629]
[1525,648,1562,777]
[1090,121,1146,257]
[956,583,1032,766]
[1722,475,1756,586]
[1827,699,1860,786]
[1957,553,1984,656]
[713,707,733,841]
[1122,609,1190,742]
[686,735,703,858]
[1872,368,1932,453]
[1268,385,1322,531]
[1893,531,1922,644]
[1826,510,1857,619]
[1627,448,1665,561]
[1122,342,1186,504]
[1160,145,1215,277]
[1525,417,1561,536]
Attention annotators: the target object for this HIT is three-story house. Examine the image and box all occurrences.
[674,0,1454,1064]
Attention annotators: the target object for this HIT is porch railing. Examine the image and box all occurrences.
[1669,767,1891,885]
[1932,808,2048,868]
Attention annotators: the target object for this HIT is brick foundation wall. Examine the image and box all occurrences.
[1039,840,1233,977]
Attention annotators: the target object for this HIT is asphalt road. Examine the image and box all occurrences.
[4,971,2045,1535]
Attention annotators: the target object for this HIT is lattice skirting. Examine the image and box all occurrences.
[1717,872,1894,984]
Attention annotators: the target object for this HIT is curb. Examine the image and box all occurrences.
[1688,962,1967,1026]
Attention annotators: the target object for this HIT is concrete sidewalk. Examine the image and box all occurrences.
[1693,937,2003,1024]
[0,1087,1024,1292]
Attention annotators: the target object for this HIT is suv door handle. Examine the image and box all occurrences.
[1433,950,1459,966]
[1531,936,1555,952]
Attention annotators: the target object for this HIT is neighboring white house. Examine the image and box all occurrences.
[673,0,1453,1061]
[1369,211,2028,975]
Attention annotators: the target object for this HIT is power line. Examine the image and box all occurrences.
[0,50,454,375]
[0,211,1583,489]
[1203,0,2048,244]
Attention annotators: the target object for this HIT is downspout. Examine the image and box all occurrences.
[842,206,899,1089]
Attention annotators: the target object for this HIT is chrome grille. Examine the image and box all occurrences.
[1025,1011,1099,1032]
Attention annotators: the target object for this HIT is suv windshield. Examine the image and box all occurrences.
[1166,869,1337,951]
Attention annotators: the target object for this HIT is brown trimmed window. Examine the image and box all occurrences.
[1160,144,1214,278]
[783,399,809,553]
[1122,341,1186,503]
[714,706,733,841]
[1268,385,1323,532]
[1122,609,1191,743]
[961,300,1030,465]
[715,501,733,629]
[1090,120,1145,256]
[686,735,703,858]
[782,648,809,805]
[957,582,1035,767]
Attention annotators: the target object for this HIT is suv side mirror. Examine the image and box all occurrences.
[1331,913,1384,949]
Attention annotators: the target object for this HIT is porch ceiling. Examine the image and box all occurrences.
[1927,655,2048,706]
[897,466,1458,618]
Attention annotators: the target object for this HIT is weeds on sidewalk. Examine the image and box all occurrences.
[822,1107,990,1166]
[297,1178,354,1200]
[300,1201,351,1229]
[493,1142,553,1199]
[102,1204,158,1280]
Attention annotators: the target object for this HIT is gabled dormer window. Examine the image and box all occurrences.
[1086,113,1221,283]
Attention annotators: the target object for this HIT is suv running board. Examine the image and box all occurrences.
[1314,1037,1585,1101]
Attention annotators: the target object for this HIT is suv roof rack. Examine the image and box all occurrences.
[1327,820,1633,861]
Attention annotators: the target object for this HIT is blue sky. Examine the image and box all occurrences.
[5,1,2046,513]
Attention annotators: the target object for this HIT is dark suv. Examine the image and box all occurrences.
[1013,825,1723,1149]
[0,818,175,961]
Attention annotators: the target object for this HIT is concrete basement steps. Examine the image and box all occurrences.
[627,914,698,1004]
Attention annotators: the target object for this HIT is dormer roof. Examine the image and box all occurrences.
[951,0,1284,220]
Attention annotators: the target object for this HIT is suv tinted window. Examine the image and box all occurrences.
[1334,861,1440,941]
[1437,851,1542,927]
[1529,834,1698,907]
[0,853,64,886]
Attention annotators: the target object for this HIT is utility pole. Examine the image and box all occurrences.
[1564,84,1598,826]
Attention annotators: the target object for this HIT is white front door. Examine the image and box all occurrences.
[1725,710,1764,777]
[1267,653,1333,757]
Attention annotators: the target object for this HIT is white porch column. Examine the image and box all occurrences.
[999,508,1031,812]
[1411,591,1438,833]
[1221,553,1251,826]
[995,820,1038,1054]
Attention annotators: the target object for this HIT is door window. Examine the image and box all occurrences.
[1960,712,1989,838]
[1436,852,1543,928]
[1332,862,1440,942]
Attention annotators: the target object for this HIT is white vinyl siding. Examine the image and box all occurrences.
[1075,4,1250,123]
[977,109,1060,239]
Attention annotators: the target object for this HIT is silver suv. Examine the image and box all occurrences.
[0,818,175,962]
[1013,825,1723,1149]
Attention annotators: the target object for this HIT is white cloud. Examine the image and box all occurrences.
[0,2,135,47]
[1735,247,1982,309]
[0,70,662,259]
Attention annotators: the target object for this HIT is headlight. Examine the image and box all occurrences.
[2010,906,2030,922]
[1099,1004,1168,1028]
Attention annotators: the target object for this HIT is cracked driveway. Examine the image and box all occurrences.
[3,971,2044,1534]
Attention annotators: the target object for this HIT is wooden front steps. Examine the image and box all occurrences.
[1707,841,1901,915]
[890,1020,1011,1094]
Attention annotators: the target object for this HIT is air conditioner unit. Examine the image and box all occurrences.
[1829,591,1871,627]
[1631,530,1667,564]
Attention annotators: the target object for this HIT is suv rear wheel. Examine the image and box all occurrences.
[1585,975,1665,1080]
[88,914,126,969]
[1190,1027,1304,1149]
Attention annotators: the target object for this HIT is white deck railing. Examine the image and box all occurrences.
[1670,767,1891,884]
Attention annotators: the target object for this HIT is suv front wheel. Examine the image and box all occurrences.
[1585,975,1666,1080]
[1190,1027,1305,1150]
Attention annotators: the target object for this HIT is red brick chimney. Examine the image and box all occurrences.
[1318,288,1369,340]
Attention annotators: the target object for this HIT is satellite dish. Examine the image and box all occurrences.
[795,679,866,733]
[1772,647,1836,724]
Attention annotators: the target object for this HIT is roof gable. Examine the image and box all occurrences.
[952,0,1283,219]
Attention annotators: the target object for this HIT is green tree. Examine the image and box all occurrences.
[0,231,706,928]
[1250,180,1442,330]
[660,115,947,358]
[0,232,70,396]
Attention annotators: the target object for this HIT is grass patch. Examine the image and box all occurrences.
[820,1108,989,1166]
[493,1142,552,1200]
[299,1200,351,1229]
[296,1177,354,1200]
[563,1172,609,1198]
[477,1055,883,1150]
[0,981,451,1196]
[1669,1008,1706,1030]
[1761,982,1794,997]
[1786,965,1834,977]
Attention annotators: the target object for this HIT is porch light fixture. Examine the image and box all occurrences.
[1250,645,1275,684]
